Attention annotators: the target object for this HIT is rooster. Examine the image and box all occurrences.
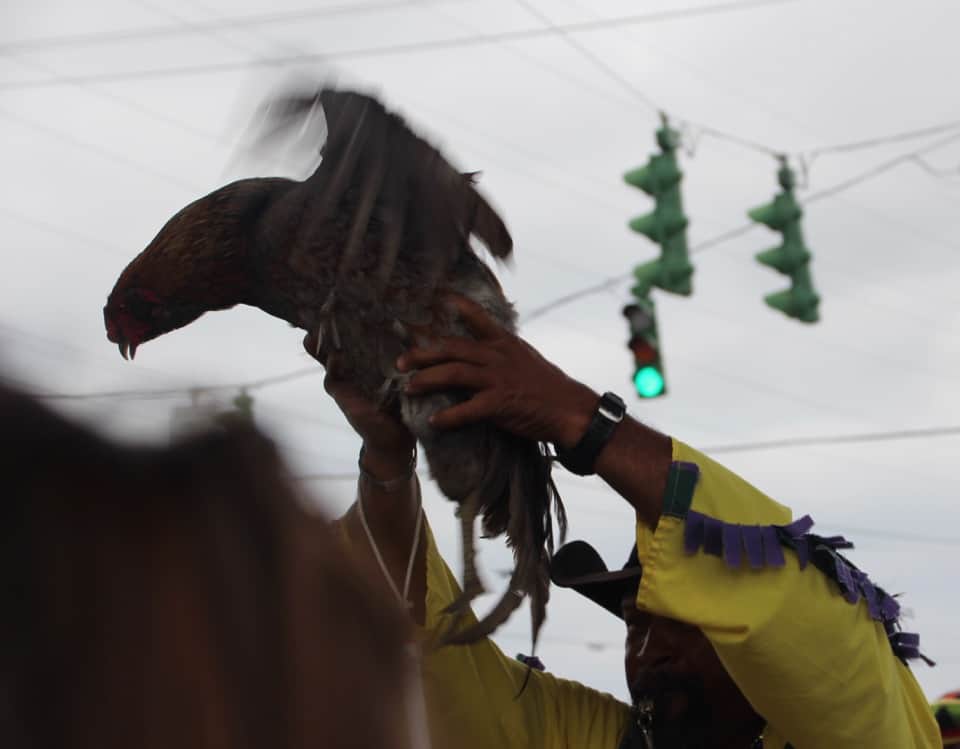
[103,86,565,648]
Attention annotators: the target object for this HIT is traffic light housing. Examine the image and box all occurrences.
[748,161,820,323]
[623,299,666,399]
[624,117,694,298]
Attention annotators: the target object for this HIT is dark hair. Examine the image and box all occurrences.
[0,385,411,749]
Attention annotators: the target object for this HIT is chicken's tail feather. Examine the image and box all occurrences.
[442,434,564,648]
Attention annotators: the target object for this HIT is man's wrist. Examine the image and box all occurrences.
[553,381,600,450]
[360,443,416,482]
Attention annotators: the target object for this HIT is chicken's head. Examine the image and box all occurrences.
[103,179,274,360]
[103,285,204,360]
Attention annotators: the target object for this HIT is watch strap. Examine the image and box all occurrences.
[555,392,625,476]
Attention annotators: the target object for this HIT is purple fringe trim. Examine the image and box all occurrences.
[515,653,546,671]
[683,509,934,666]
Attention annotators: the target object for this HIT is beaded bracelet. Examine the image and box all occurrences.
[358,444,418,492]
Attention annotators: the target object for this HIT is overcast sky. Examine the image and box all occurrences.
[3,0,959,703]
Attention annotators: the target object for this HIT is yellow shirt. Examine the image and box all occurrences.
[336,514,630,749]
[635,440,941,748]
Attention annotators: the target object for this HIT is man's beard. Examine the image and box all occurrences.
[625,671,710,749]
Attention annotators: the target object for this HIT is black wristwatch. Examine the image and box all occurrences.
[555,391,626,476]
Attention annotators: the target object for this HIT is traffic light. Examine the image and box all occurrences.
[216,388,255,428]
[748,160,820,323]
[623,298,666,399]
[624,115,694,298]
[232,389,254,420]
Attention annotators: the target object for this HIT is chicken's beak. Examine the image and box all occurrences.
[117,340,137,360]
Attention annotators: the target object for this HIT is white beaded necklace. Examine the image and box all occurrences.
[355,472,431,749]
[356,478,423,608]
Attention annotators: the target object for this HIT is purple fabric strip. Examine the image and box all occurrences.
[722,523,742,568]
[684,511,705,555]
[833,557,860,604]
[679,509,931,667]
[879,593,901,621]
[793,537,810,569]
[891,632,920,648]
[703,515,724,557]
[819,534,855,550]
[780,514,815,538]
[760,526,786,567]
[741,525,765,569]
[858,575,881,620]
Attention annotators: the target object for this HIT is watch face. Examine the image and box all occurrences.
[599,392,626,422]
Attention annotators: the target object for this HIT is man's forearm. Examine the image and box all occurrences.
[594,416,672,529]
[358,443,420,520]
[556,384,672,530]
[353,442,426,624]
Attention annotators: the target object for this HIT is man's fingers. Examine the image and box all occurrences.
[441,294,506,342]
[398,337,492,372]
[405,362,488,395]
[429,392,499,431]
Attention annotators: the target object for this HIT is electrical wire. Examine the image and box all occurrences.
[521,276,627,324]
[804,128,960,205]
[293,468,960,547]
[910,156,960,178]
[32,366,318,401]
[0,0,811,92]
[512,0,662,116]
[5,0,960,173]
[0,206,126,255]
[514,0,782,157]
[519,0,960,165]
[0,107,201,191]
[700,425,960,454]
[0,0,451,53]
[805,120,960,158]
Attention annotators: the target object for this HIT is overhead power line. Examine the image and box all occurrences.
[514,0,960,162]
[0,0,809,92]
[0,0,798,61]
[0,0,445,53]
[804,128,960,204]
[294,471,960,547]
[514,0,781,157]
[33,366,318,401]
[700,425,960,454]
[805,120,960,158]
[6,0,959,172]
[0,107,199,191]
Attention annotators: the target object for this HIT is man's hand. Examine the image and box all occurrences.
[303,332,415,480]
[397,295,598,450]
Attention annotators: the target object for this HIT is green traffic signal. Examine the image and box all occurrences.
[748,161,820,323]
[634,365,665,398]
[624,301,667,399]
[624,120,694,298]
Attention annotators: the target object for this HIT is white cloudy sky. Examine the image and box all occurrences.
[3,0,959,704]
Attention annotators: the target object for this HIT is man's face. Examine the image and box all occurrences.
[621,592,760,747]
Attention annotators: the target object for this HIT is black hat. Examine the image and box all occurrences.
[549,540,642,620]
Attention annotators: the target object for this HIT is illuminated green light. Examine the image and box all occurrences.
[634,366,665,398]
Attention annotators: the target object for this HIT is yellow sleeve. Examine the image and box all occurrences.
[634,439,940,748]
[416,522,630,749]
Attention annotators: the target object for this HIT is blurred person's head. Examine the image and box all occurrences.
[0,384,413,749]
[552,541,762,749]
